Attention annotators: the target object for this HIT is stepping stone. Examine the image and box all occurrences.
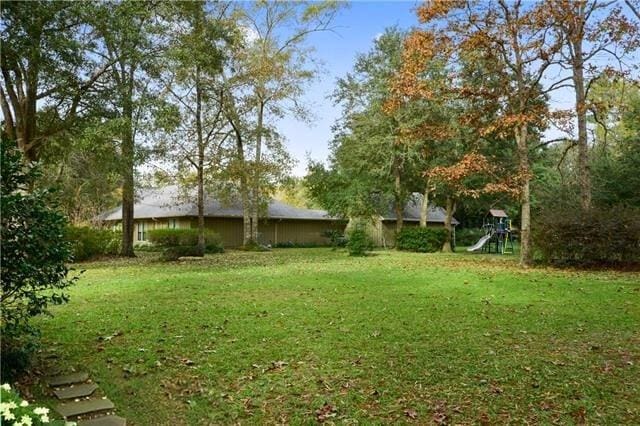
[47,372,89,387]
[56,398,115,418]
[54,383,99,400]
[78,415,126,426]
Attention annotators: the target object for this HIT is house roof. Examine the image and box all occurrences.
[381,193,459,225]
[99,185,338,222]
[489,209,508,218]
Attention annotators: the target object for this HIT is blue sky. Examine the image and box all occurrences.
[277,1,638,176]
[277,1,422,176]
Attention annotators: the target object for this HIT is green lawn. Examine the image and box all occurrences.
[35,249,639,425]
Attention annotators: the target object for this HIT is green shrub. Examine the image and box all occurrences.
[533,204,640,266]
[147,228,223,252]
[396,227,447,253]
[323,229,347,249]
[161,246,204,261]
[147,228,223,260]
[1,138,78,379]
[272,241,320,248]
[346,225,373,256]
[65,226,121,261]
[455,227,486,246]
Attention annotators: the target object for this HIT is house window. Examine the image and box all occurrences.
[168,219,177,229]
[137,222,147,241]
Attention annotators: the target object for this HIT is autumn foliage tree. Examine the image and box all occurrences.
[548,0,640,209]
[391,0,570,265]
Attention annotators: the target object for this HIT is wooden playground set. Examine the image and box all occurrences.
[466,209,515,255]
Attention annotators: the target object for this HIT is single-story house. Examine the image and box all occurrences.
[100,187,457,248]
[99,185,345,247]
[348,193,459,247]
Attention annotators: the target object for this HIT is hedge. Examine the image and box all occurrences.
[533,205,640,266]
[147,228,224,260]
[65,226,121,261]
[396,227,447,253]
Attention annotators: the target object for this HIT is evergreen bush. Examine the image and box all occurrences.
[346,225,373,256]
[1,139,78,379]
[534,205,640,266]
[65,226,121,261]
[396,227,447,253]
[147,228,223,260]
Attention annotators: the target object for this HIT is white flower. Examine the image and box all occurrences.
[5,401,17,409]
[40,414,50,423]
[2,411,16,421]
[0,383,11,391]
[20,399,29,407]
[34,407,50,415]
[20,414,33,426]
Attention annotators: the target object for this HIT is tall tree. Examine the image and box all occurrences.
[155,1,232,255]
[394,0,565,265]
[549,0,639,209]
[0,1,110,162]
[309,28,438,229]
[333,28,414,233]
[225,1,340,245]
[92,0,158,256]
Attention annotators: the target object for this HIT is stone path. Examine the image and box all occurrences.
[46,372,126,425]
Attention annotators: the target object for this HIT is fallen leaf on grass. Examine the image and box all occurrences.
[489,383,503,394]
[404,409,418,419]
[268,360,288,371]
[315,402,337,422]
[433,412,447,424]
[478,411,491,425]
[572,406,587,425]
[97,330,123,342]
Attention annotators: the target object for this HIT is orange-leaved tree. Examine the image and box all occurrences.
[547,0,640,210]
[389,0,567,266]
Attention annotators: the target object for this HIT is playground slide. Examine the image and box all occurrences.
[467,234,492,252]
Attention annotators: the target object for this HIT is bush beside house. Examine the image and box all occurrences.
[148,229,224,260]
[346,225,373,256]
[396,228,448,253]
[65,226,121,261]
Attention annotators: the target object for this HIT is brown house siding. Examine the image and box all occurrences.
[259,219,344,246]
[186,217,344,248]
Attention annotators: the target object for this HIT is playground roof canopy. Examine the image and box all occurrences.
[489,209,508,218]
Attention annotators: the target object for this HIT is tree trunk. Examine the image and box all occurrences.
[571,22,591,210]
[442,196,456,253]
[393,159,404,233]
[251,100,265,244]
[419,182,430,227]
[120,72,135,257]
[225,99,252,246]
[0,87,16,141]
[515,124,532,266]
[237,139,251,246]
[195,67,205,256]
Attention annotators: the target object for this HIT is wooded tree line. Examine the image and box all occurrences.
[305,0,639,265]
[2,0,638,266]
[1,0,340,256]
